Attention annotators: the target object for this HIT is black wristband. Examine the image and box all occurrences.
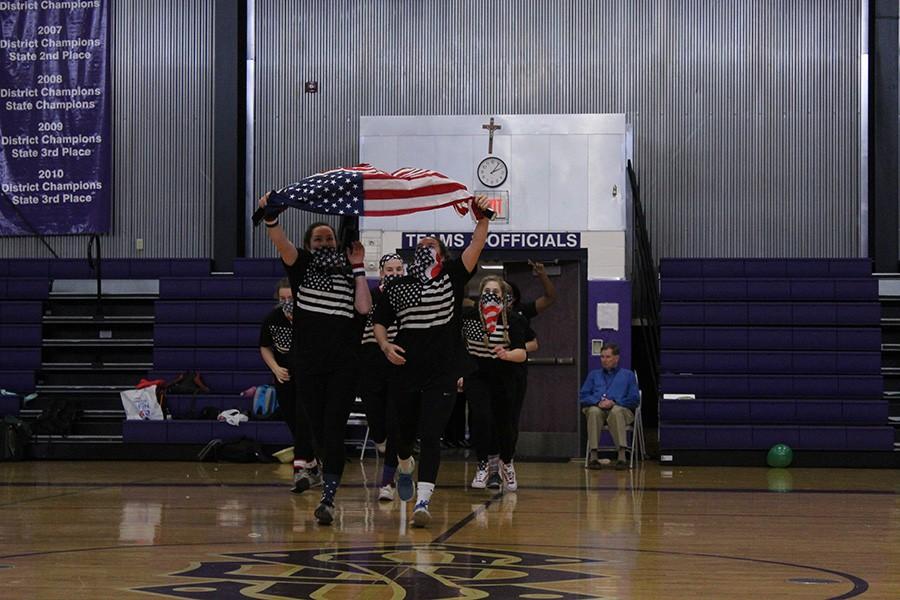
[265,220,279,228]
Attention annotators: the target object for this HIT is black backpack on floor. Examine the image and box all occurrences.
[1,416,31,461]
[31,400,79,436]
[197,438,275,463]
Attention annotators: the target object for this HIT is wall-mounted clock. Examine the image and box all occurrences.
[476,156,508,188]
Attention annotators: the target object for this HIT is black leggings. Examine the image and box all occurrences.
[274,379,316,461]
[442,391,468,444]
[360,371,399,470]
[394,381,457,484]
[468,372,517,463]
[487,368,527,458]
[296,367,356,478]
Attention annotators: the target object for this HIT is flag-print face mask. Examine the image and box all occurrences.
[380,273,402,290]
[310,247,347,271]
[480,290,504,333]
[408,246,442,284]
[279,299,293,319]
[305,247,347,292]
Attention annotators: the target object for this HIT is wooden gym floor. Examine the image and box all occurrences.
[0,460,898,599]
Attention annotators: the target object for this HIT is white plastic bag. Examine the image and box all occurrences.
[218,409,248,426]
[120,385,164,421]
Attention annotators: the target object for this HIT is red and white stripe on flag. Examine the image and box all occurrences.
[359,164,473,217]
[482,306,501,333]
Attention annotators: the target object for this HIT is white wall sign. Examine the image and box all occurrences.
[359,114,630,233]
[360,114,631,280]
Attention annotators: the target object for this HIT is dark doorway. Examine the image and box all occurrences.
[467,252,586,458]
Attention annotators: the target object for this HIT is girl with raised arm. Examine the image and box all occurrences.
[373,195,492,527]
[258,193,372,525]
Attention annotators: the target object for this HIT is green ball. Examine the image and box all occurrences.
[766,443,793,468]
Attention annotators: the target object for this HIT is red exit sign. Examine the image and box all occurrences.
[477,190,509,223]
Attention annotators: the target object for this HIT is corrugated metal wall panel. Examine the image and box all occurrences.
[0,1,858,260]
[252,0,859,259]
[0,0,216,259]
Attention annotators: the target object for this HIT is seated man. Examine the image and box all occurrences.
[579,342,639,470]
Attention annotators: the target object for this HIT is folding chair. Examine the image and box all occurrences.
[345,397,377,460]
[584,391,647,469]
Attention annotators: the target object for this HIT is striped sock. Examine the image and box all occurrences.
[380,465,397,488]
[321,474,340,506]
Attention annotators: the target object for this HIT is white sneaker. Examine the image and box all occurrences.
[500,460,518,492]
[412,500,431,527]
[471,461,489,489]
[291,466,322,494]
[378,484,396,501]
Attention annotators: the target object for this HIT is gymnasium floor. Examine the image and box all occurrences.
[0,460,898,599]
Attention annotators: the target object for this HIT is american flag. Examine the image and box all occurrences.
[264,164,473,219]
[481,293,503,333]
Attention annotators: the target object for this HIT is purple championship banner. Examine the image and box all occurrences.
[0,0,110,236]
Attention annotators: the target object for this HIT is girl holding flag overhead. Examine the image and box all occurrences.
[373,195,493,528]
[462,276,529,492]
[258,192,372,526]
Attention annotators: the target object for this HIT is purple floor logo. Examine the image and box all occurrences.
[135,544,608,599]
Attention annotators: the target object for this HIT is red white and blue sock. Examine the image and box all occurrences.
[320,474,339,506]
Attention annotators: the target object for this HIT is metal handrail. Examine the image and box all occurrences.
[87,234,103,318]
[627,160,661,400]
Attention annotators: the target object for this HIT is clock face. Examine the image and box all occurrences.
[477,156,508,188]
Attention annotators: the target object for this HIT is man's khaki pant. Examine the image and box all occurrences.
[583,404,634,451]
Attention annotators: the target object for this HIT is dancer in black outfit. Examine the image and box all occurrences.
[463,276,528,492]
[258,192,372,525]
[373,195,492,528]
[478,260,554,485]
[359,253,405,502]
[258,278,317,488]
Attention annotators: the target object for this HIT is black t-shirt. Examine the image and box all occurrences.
[283,250,362,374]
[258,307,294,368]
[513,300,539,324]
[359,286,397,386]
[361,286,398,346]
[462,305,528,379]
[511,300,538,377]
[373,257,475,388]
